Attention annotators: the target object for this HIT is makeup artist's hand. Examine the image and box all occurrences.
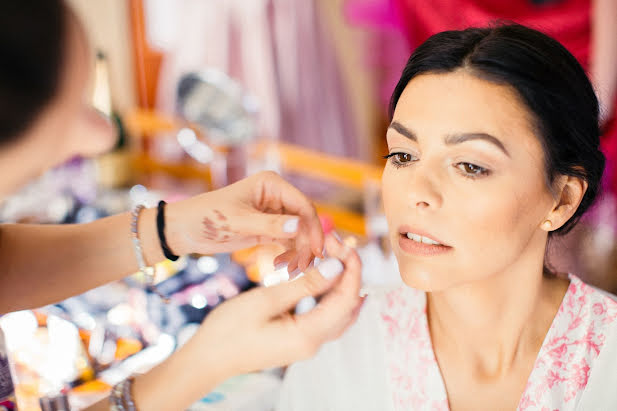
[193,234,364,377]
[128,234,363,411]
[165,171,324,270]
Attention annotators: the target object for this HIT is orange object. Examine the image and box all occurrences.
[114,338,143,361]
[314,202,366,236]
[231,246,260,266]
[78,329,91,350]
[129,0,162,109]
[32,311,47,327]
[245,264,261,283]
[72,379,112,394]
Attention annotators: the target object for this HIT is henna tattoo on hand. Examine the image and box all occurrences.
[214,209,227,221]
[203,211,235,243]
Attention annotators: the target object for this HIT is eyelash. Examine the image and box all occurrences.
[455,163,490,179]
[383,152,491,179]
[383,152,416,168]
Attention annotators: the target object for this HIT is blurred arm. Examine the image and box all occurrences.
[591,0,617,126]
[0,209,166,314]
[84,340,228,411]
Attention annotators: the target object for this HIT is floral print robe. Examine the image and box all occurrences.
[278,275,617,410]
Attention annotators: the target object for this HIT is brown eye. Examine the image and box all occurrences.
[383,152,416,167]
[457,162,488,177]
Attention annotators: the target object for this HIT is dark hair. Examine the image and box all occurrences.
[0,0,67,143]
[390,23,604,235]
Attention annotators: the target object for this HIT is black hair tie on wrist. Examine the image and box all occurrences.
[157,200,179,261]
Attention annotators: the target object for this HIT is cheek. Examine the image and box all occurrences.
[449,174,550,266]
[381,167,403,228]
[456,182,525,236]
[70,107,116,156]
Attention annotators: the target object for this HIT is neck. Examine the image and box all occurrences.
[427,238,569,380]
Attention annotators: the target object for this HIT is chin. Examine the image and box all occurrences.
[397,261,455,292]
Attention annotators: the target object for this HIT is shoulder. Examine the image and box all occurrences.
[555,275,617,346]
[562,275,617,373]
[574,277,617,408]
[567,274,617,318]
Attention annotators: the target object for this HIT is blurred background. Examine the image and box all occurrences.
[0,0,616,409]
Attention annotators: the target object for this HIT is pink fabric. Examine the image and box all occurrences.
[344,0,410,111]
[381,275,617,410]
[381,285,449,409]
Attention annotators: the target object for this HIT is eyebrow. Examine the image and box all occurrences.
[388,121,510,157]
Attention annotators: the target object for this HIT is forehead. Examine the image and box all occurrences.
[391,70,540,153]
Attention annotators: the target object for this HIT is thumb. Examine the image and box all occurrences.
[234,213,301,239]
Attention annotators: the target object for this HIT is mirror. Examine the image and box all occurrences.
[176,69,258,151]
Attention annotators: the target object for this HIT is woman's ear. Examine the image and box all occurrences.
[542,175,587,231]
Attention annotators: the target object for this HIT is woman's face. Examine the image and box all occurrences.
[382,70,557,291]
[21,10,115,170]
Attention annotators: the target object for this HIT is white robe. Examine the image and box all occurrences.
[277,275,617,410]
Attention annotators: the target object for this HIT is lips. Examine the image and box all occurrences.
[397,225,447,245]
[397,225,452,256]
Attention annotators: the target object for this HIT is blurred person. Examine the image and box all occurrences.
[278,24,617,410]
[0,2,363,410]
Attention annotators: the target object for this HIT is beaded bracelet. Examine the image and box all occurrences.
[110,376,137,411]
[130,205,169,302]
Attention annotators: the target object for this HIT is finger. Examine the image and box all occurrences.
[327,234,362,297]
[274,249,297,267]
[290,256,315,280]
[293,237,362,342]
[309,218,325,258]
[255,236,277,244]
[288,218,317,271]
[294,285,361,344]
[231,213,303,240]
[254,257,344,318]
[275,238,295,251]
[296,245,313,272]
[256,172,324,257]
[287,255,300,274]
[308,253,361,321]
[324,232,349,259]
[301,214,325,259]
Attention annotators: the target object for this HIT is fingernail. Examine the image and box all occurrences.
[296,296,317,314]
[283,217,299,233]
[274,262,288,271]
[289,267,302,279]
[318,258,344,279]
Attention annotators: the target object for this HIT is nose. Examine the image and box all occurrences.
[406,162,442,210]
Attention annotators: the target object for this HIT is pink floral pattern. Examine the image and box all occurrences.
[381,275,617,410]
[381,286,449,410]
